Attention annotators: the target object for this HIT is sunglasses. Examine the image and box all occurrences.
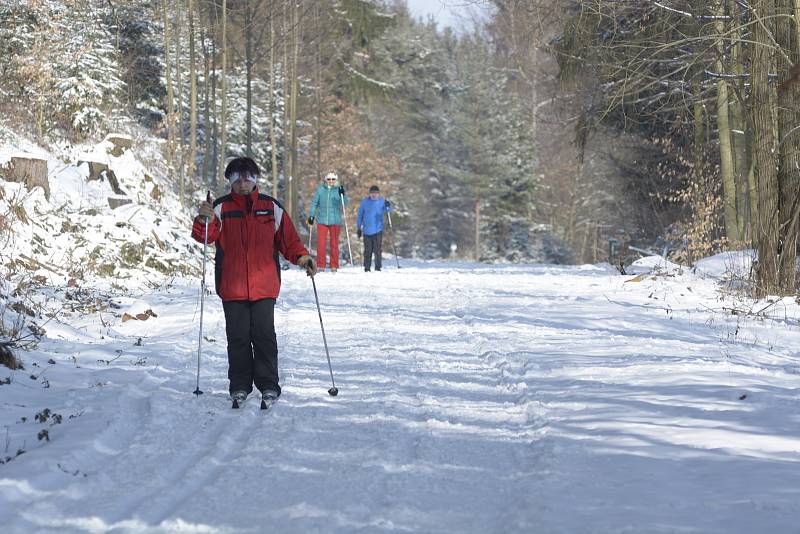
[229,172,256,183]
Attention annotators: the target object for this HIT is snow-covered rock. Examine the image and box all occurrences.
[626,254,684,275]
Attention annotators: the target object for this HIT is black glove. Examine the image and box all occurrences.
[298,255,317,276]
[357,228,362,239]
[385,200,391,208]
[339,186,345,196]
[306,217,314,226]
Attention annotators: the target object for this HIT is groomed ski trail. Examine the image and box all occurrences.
[1,261,800,532]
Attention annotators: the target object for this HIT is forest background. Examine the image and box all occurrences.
[2,0,799,295]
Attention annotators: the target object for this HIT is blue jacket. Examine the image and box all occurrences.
[357,196,391,236]
[309,182,348,225]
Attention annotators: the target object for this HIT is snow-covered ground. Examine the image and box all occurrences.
[2,256,800,533]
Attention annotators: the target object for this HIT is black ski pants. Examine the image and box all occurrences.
[363,231,383,271]
[222,298,281,396]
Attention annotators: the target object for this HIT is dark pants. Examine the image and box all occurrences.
[363,232,383,271]
[222,299,281,396]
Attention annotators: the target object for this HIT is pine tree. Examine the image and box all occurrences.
[112,0,165,128]
[451,32,537,261]
[369,11,466,258]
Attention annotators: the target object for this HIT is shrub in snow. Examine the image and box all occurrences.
[0,1,124,140]
[0,342,23,371]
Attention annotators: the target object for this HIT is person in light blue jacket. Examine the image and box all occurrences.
[356,185,391,272]
[307,172,348,271]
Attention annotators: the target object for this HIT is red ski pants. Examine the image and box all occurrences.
[316,224,341,269]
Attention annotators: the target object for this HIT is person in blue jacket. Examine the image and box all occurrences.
[307,172,348,272]
[356,185,391,272]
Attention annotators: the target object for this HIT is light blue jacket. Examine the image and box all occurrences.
[357,197,391,236]
[309,182,348,226]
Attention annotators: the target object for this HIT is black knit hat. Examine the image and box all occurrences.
[369,185,380,193]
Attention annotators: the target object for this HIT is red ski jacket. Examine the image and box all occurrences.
[191,188,309,301]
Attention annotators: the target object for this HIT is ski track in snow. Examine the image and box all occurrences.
[2,262,800,532]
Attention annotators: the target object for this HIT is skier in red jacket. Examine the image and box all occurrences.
[192,157,316,406]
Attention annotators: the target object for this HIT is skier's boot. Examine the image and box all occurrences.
[260,389,279,410]
[231,390,248,409]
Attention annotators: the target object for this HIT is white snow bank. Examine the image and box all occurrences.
[693,249,755,279]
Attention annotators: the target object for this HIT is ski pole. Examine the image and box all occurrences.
[310,275,338,396]
[307,220,314,252]
[340,190,354,266]
[386,209,401,269]
[194,191,212,396]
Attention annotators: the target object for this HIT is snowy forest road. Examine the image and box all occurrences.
[1,260,800,532]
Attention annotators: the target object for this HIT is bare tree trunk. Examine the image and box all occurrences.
[580,221,590,263]
[289,0,300,221]
[729,8,750,240]
[188,0,198,191]
[775,0,800,291]
[714,0,739,242]
[717,79,738,241]
[747,158,757,240]
[751,0,781,295]
[217,0,228,187]
[210,30,219,188]
[269,4,279,198]
[692,81,705,171]
[566,196,577,248]
[315,0,322,182]
[283,0,292,208]
[565,165,580,249]
[690,80,706,266]
[175,0,186,204]
[200,24,211,187]
[731,97,750,239]
[162,0,176,179]
[475,197,481,261]
[245,0,254,158]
